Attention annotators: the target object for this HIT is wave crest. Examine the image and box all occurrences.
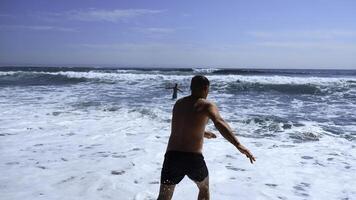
[0,72,87,86]
[213,81,323,94]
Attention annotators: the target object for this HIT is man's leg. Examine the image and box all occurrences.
[157,183,176,200]
[195,176,209,200]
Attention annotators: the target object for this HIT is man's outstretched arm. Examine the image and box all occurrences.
[206,102,256,164]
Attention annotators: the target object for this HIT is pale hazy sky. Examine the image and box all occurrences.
[1,0,356,69]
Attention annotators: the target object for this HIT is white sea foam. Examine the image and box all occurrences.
[0,70,355,200]
[49,71,356,86]
[193,68,221,73]
[3,70,356,86]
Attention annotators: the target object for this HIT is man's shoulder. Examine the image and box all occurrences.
[196,98,214,107]
[175,96,187,104]
[194,99,216,114]
[173,96,188,109]
[176,96,215,107]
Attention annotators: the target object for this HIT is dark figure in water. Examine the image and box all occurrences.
[167,83,182,99]
[157,75,256,200]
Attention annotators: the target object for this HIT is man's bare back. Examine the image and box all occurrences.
[166,96,209,153]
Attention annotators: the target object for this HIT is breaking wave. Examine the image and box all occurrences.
[0,72,87,86]
[1,70,355,96]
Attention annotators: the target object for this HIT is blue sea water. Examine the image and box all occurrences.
[0,66,355,199]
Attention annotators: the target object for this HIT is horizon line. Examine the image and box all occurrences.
[1,64,356,70]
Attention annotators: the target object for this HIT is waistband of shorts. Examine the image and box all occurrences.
[165,150,203,158]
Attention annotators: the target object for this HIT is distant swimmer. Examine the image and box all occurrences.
[157,75,256,200]
[166,83,183,99]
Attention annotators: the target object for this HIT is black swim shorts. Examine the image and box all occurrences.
[160,150,209,185]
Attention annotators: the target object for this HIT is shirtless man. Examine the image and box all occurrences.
[167,83,183,99]
[157,75,256,200]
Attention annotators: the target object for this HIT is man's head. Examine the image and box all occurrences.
[190,75,210,98]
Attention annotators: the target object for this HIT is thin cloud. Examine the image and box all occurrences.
[254,41,356,50]
[0,25,77,32]
[75,42,190,50]
[42,9,164,22]
[71,43,198,54]
[247,30,356,40]
[134,27,176,34]
[181,13,191,17]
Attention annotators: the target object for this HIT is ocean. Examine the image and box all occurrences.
[0,67,355,200]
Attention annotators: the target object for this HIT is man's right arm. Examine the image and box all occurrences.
[206,101,256,164]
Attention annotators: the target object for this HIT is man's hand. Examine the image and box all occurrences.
[204,131,217,139]
[236,144,256,164]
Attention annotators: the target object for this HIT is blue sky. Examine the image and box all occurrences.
[0,0,356,68]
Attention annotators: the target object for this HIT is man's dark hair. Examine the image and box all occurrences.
[190,75,210,91]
